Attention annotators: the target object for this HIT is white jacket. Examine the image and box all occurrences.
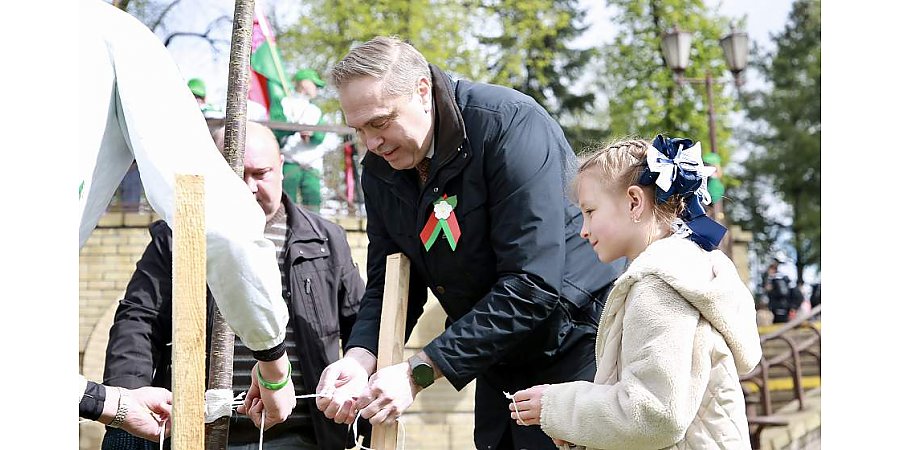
[540,236,762,449]
[78,1,288,353]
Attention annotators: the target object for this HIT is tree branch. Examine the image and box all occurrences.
[164,32,228,49]
[162,15,232,50]
[150,0,183,31]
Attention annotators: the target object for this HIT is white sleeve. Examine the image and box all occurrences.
[540,277,708,448]
[102,2,287,351]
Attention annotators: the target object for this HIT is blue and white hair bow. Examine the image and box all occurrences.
[646,138,716,204]
[639,135,727,251]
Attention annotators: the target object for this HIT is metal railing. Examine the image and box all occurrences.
[741,304,822,448]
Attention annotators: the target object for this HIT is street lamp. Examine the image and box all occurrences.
[661,23,748,249]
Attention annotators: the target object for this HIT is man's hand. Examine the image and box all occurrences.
[356,361,419,426]
[315,348,376,425]
[508,384,549,426]
[552,437,577,448]
[237,354,296,431]
[109,386,172,442]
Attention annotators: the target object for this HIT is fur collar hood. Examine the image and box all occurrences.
[608,236,761,374]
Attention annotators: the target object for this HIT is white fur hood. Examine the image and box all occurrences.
[608,236,761,374]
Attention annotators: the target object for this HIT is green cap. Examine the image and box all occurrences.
[187,78,206,98]
[293,69,325,88]
[702,152,722,166]
[707,176,725,204]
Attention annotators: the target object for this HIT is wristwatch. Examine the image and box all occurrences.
[408,354,435,389]
[108,388,129,429]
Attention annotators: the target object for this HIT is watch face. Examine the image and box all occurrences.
[412,363,434,387]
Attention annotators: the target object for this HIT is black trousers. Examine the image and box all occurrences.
[472,331,597,450]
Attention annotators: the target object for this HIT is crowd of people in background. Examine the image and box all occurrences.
[109,69,343,216]
[757,253,820,326]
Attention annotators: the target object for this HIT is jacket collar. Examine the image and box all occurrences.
[361,64,466,183]
[429,63,467,166]
[281,194,325,243]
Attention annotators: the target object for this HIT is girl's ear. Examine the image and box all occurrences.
[626,185,646,221]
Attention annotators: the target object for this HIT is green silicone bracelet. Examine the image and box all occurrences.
[257,361,292,391]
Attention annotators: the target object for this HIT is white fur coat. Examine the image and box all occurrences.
[540,237,762,449]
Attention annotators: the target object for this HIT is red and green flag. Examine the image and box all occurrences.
[249,2,290,123]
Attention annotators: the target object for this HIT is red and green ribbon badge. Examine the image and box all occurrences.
[420,194,461,251]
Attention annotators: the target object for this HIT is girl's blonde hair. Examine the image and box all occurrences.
[575,138,684,226]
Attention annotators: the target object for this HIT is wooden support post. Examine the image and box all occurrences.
[172,174,207,449]
[370,253,410,450]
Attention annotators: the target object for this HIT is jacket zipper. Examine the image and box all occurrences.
[305,277,326,335]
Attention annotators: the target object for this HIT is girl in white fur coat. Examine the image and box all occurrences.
[508,136,762,449]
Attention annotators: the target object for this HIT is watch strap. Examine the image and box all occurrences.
[108,388,129,428]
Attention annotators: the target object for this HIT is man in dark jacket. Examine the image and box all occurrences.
[315,36,625,449]
[102,122,367,449]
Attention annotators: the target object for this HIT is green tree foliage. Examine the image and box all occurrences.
[601,0,737,163]
[277,0,480,117]
[731,0,820,282]
[475,0,596,119]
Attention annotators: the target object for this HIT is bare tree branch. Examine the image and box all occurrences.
[163,32,229,49]
[162,15,232,51]
[149,0,183,31]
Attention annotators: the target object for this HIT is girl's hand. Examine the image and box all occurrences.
[507,384,549,426]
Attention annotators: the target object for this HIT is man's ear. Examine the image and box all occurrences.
[417,76,431,111]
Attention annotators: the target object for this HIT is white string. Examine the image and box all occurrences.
[205,389,238,423]
[351,410,373,450]
[99,389,409,450]
[259,411,265,450]
[158,417,167,450]
[251,393,330,449]
[349,409,406,450]
[504,391,524,424]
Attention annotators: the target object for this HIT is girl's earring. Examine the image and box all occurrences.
[633,216,641,223]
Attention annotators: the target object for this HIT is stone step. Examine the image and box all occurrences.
[742,376,820,394]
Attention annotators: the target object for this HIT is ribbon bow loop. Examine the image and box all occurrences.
[640,134,727,251]
[646,135,711,202]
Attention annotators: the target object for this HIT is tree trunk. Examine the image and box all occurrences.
[205,0,256,448]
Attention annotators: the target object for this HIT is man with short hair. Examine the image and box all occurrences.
[102,121,367,450]
[280,68,333,213]
[315,36,624,449]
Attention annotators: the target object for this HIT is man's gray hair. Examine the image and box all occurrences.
[330,36,430,97]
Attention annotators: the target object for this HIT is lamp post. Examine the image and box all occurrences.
[661,23,748,251]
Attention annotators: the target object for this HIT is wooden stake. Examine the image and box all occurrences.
[370,253,410,450]
[172,174,206,449]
